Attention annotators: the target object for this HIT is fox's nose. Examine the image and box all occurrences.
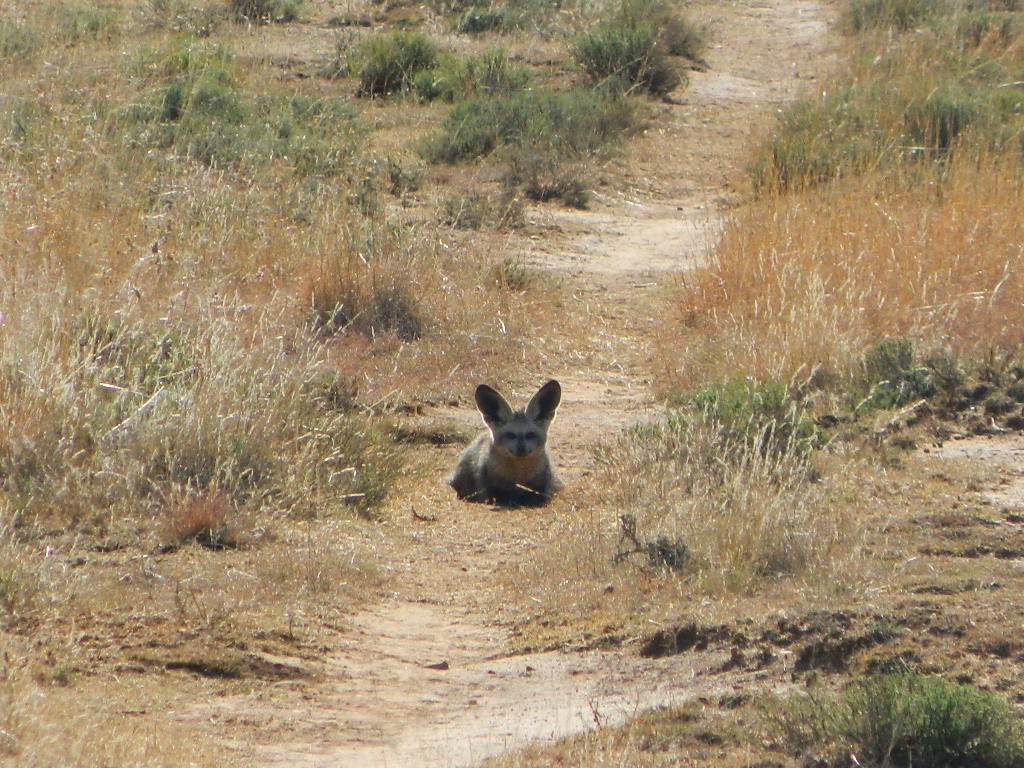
[515,441,529,456]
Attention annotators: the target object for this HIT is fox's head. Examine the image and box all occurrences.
[475,380,561,460]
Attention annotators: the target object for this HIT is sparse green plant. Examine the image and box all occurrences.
[413,48,530,103]
[230,0,303,23]
[0,22,40,59]
[46,0,121,43]
[456,6,526,34]
[420,88,635,163]
[852,337,939,414]
[841,0,937,33]
[770,670,1024,767]
[112,40,360,174]
[352,32,439,97]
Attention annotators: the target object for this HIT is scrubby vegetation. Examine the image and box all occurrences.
[770,670,1024,768]
[570,0,699,95]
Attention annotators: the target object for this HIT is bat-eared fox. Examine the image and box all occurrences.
[448,380,561,505]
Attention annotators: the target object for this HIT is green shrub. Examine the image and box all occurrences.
[771,671,1024,768]
[571,20,679,96]
[456,6,527,34]
[0,22,40,59]
[230,0,303,23]
[502,148,591,207]
[841,0,937,33]
[413,48,530,103]
[687,378,826,455]
[113,41,359,174]
[353,32,438,97]
[419,88,635,163]
[852,337,942,414]
[46,1,121,43]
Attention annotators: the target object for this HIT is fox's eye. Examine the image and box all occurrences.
[525,432,538,441]
[503,432,516,441]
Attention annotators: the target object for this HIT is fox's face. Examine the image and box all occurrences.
[476,380,561,460]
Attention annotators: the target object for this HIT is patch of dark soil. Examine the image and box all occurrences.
[133,647,311,681]
[911,579,1001,595]
[640,622,739,658]
[794,624,896,673]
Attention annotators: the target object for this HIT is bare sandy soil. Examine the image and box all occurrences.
[178,1,849,765]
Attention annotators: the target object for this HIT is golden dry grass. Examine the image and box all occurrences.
[658,154,1024,394]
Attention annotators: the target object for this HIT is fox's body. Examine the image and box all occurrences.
[448,380,561,505]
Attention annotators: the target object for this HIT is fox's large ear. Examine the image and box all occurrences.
[475,384,514,428]
[526,379,561,424]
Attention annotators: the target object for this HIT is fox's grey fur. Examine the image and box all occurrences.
[448,380,562,505]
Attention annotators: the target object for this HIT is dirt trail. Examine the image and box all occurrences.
[192,2,839,764]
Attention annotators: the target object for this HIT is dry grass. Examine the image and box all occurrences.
[658,154,1024,395]
[0,1,576,761]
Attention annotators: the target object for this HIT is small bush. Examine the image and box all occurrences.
[0,22,40,59]
[46,1,121,43]
[230,0,303,23]
[571,20,679,96]
[439,188,524,228]
[502,148,591,207]
[687,378,826,455]
[841,0,937,33]
[413,48,530,103]
[457,6,527,34]
[420,88,635,163]
[353,32,439,97]
[308,224,428,341]
[852,337,945,414]
[771,671,1024,768]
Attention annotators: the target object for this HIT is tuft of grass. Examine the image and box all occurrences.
[770,670,1024,768]
[163,490,240,549]
[439,188,524,229]
[352,32,439,97]
[307,223,429,342]
[595,408,849,593]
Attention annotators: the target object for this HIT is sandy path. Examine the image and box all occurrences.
[190,2,838,764]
